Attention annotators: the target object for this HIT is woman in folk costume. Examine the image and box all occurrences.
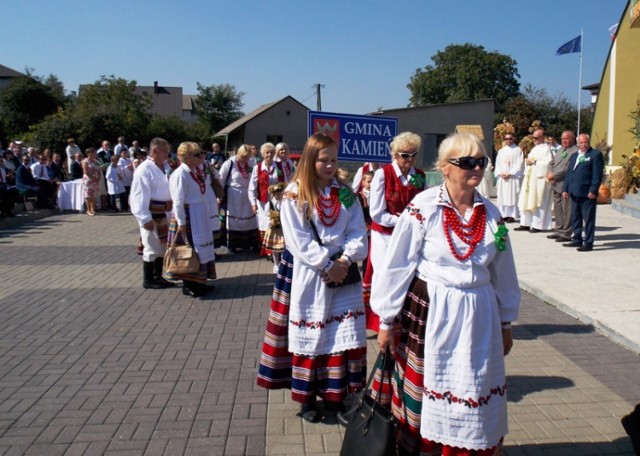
[263,182,287,273]
[275,142,295,182]
[256,133,368,424]
[365,131,427,332]
[371,133,520,455]
[218,145,259,251]
[164,142,216,298]
[248,142,287,255]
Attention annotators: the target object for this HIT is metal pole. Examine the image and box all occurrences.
[577,29,584,134]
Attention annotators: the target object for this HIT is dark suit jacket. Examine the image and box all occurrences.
[70,161,84,180]
[15,164,38,192]
[563,148,604,197]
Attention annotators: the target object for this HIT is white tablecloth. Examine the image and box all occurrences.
[57,179,84,212]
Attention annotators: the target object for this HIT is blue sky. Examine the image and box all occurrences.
[1,0,627,115]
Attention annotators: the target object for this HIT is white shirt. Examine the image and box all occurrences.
[130,158,171,227]
[369,162,417,228]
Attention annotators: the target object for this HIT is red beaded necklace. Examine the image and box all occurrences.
[442,204,486,261]
[316,186,341,226]
[189,168,206,195]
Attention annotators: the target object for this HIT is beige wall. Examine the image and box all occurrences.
[592,0,640,165]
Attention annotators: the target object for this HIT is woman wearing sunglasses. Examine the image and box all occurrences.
[371,133,520,455]
[364,131,427,332]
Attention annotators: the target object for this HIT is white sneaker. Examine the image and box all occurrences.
[273,265,279,274]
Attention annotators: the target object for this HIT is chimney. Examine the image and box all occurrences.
[153,81,159,94]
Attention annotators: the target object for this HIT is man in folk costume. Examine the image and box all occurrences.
[493,134,524,222]
[366,132,427,332]
[515,129,553,233]
[351,161,380,193]
[248,143,287,255]
[130,138,175,289]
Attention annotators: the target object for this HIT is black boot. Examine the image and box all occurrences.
[154,258,174,288]
[143,261,164,289]
[182,280,203,297]
[622,404,640,456]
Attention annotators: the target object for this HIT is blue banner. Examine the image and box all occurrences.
[556,35,582,55]
[308,111,398,163]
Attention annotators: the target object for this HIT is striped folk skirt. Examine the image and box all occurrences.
[256,249,367,404]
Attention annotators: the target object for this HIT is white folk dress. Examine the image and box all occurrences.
[281,180,368,356]
[218,157,258,232]
[169,164,215,265]
[370,185,520,450]
[518,144,553,230]
[494,145,524,219]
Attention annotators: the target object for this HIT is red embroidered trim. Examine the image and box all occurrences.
[424,383,506,408]
[405,203,424,223]
[290,310,365,330]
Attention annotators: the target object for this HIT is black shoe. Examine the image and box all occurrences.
[529,228,541,233]
[555,237,572,243]
[182,285,197,297]
[577,245,593,252]
[563,241,582,247]
[547,234,560,239]
[503,217,515,223]
[299,401,319,423]
[321,401,345,425]
[513,226,530,231]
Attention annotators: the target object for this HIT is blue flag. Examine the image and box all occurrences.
[556,35,582,55]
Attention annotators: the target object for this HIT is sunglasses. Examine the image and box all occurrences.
[505,137,513,141]
[398,152,418,159]
[447,156,489,170]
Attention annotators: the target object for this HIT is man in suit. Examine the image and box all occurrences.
[16,154,50,209]
[546,131,578,242]
[70,152,84,180]
[0,155,18,218]
[562,134,604,252]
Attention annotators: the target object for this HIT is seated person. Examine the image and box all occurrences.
[0,155,18,217]
[31,154,58,207]
[16,154,50,209]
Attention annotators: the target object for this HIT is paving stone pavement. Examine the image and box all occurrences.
[0,213,638,455]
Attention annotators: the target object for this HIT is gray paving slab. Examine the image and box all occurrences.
[0,208,638,455]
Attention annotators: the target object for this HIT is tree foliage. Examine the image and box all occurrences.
[74,75,151,146]
[194,83,244,138]
[500,84,588,140]
[0,75,63,139]
[408,43,520,107]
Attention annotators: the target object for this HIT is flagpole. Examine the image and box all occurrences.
[577,29,583,134]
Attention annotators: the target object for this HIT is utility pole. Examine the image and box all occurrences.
[312,83,325,111]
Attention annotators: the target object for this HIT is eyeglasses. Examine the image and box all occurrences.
[532,136,542,140]
[398,151,418,159]
[447,156,489,170]
[193,152,202,158]
[504,137,514,141]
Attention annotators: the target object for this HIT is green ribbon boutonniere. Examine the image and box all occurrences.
[410,174,425,189]
[494,224,509,252]
[561,151,568,159]
[338,187,355,208]
[248,166,254,173]
[277,168,283,177]
[578,156,586,164]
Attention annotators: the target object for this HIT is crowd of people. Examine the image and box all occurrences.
[494,129,604,252]
[2,130,611,454]
[0,137,149,218]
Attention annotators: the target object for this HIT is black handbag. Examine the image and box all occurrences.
[340,350,396,456]
[308,217,361,288]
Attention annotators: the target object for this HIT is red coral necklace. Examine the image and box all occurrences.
[189,168,206,195]
[442,205,486,261]
[316,186,341,226]
[237,160,250,179]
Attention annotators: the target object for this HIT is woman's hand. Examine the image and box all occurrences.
[378,328,395,357]
[177,225,187,238]
[502,328,513,356]
[323,259,348,285]
[251,204,258,214]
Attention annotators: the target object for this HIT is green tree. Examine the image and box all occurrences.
[29,109,81,155]
[0,75,62,138]
[501,84,585,139]
[194,83,244,137]
[74,75,151,146]
[408,43,520,107]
